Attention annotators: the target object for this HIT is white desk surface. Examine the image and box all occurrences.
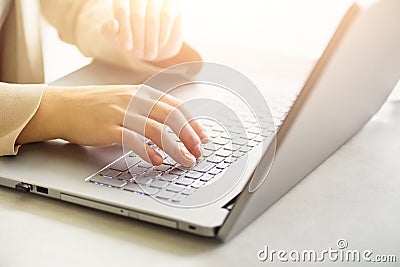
[2,1,400,266]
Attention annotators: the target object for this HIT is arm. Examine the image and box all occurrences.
[26,0,206,167]
[0,83,44,156]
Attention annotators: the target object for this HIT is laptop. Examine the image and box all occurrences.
[1,0,399,241]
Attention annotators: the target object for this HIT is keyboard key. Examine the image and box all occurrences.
[185,170,203,179]
[224,157,237,164]
[239,146,252,153]
[203,142,220,151]
[253,135,264,143]
[261,130,273,138]
[160,173,179,182]
[191,180,205,189]
[240,132,258,140]
[118,172,134,181]
[209,130,221,138]
[246,140,260,147]
[169,167,187,176]
[150,179,169,189]
[211,126,225,132]
[232,138,248,146]
[223,143,241,151]
[175,177,195,186]
[142,169,162,178]
[154,164,171,172]
[90,175,126,188]
[220,132,239,140]
[138,161,153,169]
[181,187,196,195]
[200,174,215,182]
[247,126,262,134]
[215,149,232,158]
[208,167,222,176]
[193,161,215,173]
[129,166,147,175]
[134,176,152,185]
[202,149,214,157]
[124,183,159,195]
[171,194,187,203]
[206,156,225,164]
[174,164,193,171]
[228,126,245,134]
[232,151,245,158]
[164,158,177,166]
[216,162,230,169]
[212,137,230,145]
[110,157,140,171]
[100,169,121,178]
[166,184,185,193]
[243,121,257,129]
[156,190,176,200]
[202,121,215,127]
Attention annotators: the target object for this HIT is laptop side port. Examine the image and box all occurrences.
[15,183,32,193]
[36,186,49,194]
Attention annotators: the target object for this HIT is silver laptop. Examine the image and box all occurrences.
[1,0,399,241]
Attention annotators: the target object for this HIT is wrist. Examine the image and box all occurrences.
[16,85,63,144]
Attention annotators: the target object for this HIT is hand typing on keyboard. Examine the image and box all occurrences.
[16,84,209,167]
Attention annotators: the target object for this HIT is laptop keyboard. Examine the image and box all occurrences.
[86,92,297,203]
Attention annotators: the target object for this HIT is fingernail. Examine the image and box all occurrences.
[193,144,202,158]
[200,130,210,144]
[182,149,196,167]
[152,154,163,166]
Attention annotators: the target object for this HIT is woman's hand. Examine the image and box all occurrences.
[16,85,209,167]
[101,0,184,61]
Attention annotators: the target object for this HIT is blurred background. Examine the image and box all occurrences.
[41,0,400,97]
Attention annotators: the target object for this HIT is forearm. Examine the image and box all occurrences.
[16,86,60,145]
[0,83,45,156]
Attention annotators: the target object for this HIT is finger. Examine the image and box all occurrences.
[155,91,210,143]
[144,0,163,60]
[138,98,202,158]
[113,0,133,51]
[124,113,196,167]
[136,84,209,144]
[101,19,119,44]
[142,85,210,143]
[131,0,147,58]
[159,0,177,48]
[156,13,184,60]
[119,126,163,165]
